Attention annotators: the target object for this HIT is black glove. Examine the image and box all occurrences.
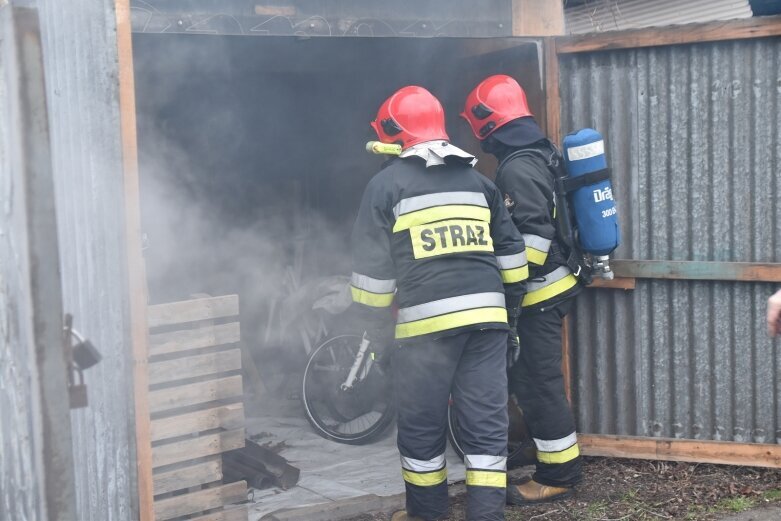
[505,302,522,369]
[507,329,520,369]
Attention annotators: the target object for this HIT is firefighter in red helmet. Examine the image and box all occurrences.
[351,85,529,521]
[462,75,583,505]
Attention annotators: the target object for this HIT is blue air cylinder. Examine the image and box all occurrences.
[562,129,620,276]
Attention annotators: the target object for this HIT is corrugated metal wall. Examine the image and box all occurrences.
[35,1,139,519]
[565,0,752,34]
[561,38,781,442]
[0,8,43,519]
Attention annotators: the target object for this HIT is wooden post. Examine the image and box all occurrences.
[512,0,565,36]
[114,1,154,519]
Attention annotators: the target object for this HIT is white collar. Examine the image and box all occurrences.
[399,140,477,168]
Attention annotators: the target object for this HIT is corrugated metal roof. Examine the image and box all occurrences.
[565,0,753,34]
[560,37,781,442]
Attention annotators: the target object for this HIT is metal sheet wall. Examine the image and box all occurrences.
[0,8,42,519]
[560,38,781,443]
[36,1,138,519]
[565,0,752,34]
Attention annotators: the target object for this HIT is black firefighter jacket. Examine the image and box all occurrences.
[350,155,528,341]
[494,140,581,311]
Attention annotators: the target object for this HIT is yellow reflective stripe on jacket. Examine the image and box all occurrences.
[350,272,396,294]
[393,205,490,233]
[466,470,506,488]
[522,234,551,265]
[536,443,580,465]
[351,286,394,307]
[397,292,504,323]
[501,264,529,284]
[526,246,548,266]
[402,467,447,487]
[522,267,578,307]
[395,307,507,339]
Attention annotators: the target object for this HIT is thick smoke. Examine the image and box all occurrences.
[132,33,544,401]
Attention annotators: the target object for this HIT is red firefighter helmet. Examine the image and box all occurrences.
[371,86,449,150]
[461,75,533,140]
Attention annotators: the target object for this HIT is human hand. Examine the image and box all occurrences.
[768,289,781,337]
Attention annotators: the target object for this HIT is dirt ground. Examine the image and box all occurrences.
[347,457,781,521]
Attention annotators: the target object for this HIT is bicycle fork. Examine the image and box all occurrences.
[340,332,371,391]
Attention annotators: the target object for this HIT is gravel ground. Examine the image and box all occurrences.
[346,457,781,521]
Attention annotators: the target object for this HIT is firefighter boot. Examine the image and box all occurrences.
[390,510,425,521]
[506,477,574,505]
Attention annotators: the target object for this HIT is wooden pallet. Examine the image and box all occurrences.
[147,295,248,521]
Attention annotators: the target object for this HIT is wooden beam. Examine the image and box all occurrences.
[512,0,564,36]
[149,348,242,386]
[188,506,249,521]
[611,260,781,283]
[148,375,243,414]
[561,316,572,404]
[147,295,239,328]
[580,434,781,468]
[152,429,245,469]
[153,481,247,521]
[542,37,561,142]
[114,0,154,519]
[557,15,781,54]
[254,5,296,17]
[151,403,244,442]
[587,277,636,290]
[153,458,222,495]
[149,322,240,356]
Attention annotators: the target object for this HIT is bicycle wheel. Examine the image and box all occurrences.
[447,396,536,469]
[302,334,396,444]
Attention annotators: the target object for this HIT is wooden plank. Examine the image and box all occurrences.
[153,481,247,521]
[153,429,245,469]
[561,316,571,404]
[153,458,222,495]
[611,260,781,283]
[114,0,154,518]
[542,37,561,142]
[580,434,781,469]
[149,322,240,356]
[556,15,781,54]
[188,505,248,521]
[148,295,239,328]
[148,348,241,386]
[255,5,296,16]
[587,277,637,290]
[149,375,243,414]
[512,0,564,36]
[151,403,244,442]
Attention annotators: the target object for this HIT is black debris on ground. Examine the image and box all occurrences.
[346,457,781,520]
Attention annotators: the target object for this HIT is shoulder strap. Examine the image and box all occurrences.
[496,141,594,284]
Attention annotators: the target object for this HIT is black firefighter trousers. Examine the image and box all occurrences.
[393,329,509,521]
[510,299,582,487]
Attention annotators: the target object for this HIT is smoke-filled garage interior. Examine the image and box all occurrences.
[132,15,547,519]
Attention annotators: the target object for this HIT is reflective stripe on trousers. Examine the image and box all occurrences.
[465,455,507,488]
[534,432,580,464]
[401,454,447,487]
